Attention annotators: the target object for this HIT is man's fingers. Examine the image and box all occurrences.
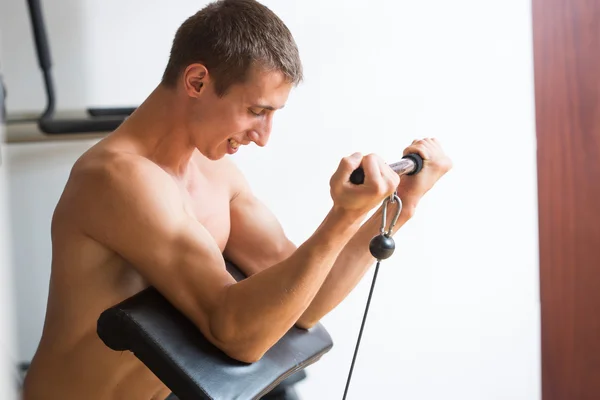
[336,152,363,177]
[361,154,386,191]
[404,138,436,160]
[375,155,400,190]
[404,143,429,160]
[362,154,399,198]
[404,137,452,174]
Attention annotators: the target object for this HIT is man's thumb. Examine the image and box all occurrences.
[342,152,363,171]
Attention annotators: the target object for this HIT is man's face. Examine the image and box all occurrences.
[189,66,293,160]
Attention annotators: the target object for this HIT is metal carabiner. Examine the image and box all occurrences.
[380,192,402,236]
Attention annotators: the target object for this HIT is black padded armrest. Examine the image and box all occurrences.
[97,261,333,400]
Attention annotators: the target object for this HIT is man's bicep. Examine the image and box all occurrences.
[75,162,235,339]
[224,189,296,276]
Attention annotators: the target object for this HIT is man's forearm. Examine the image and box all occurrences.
[211,206,364,361]
[296,199,416,329]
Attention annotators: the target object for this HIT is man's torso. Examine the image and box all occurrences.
[22,134,239,400]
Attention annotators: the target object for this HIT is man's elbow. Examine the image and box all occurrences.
[295,316,319,330]
[213,332,269,364]
[208,317,268,364]
[226,346,267,364]
[227,317,321,361]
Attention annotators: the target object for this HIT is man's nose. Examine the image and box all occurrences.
[249,117,273,147]
[248,130,269,147]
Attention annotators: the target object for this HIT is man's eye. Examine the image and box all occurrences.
[249,109,264,117]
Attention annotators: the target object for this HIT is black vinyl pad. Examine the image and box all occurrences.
[96,260,334,400]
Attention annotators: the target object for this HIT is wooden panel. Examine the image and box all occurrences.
[532,0,600,399]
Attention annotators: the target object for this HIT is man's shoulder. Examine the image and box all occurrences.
[71,147,169,192]
[55,148,183,240]
[59,148,178,224]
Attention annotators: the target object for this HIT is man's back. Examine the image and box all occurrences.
[22,132,237,400]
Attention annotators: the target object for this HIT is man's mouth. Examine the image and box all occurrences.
[228,138,240,149]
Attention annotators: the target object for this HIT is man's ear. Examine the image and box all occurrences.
[183,64,209,98]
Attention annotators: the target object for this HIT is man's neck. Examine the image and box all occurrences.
[120,84,197,177]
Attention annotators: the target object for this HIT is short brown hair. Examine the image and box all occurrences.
[161,0,303,96]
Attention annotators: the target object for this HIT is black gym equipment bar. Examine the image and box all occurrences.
[25,0,137,134]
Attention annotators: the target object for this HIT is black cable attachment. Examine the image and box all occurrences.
[342,194,402,399]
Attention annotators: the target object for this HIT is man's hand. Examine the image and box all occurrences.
[397,138,453,209]
[329,152,400,218]
[295,139,451,328]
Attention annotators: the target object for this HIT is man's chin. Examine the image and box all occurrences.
[199,148,228,161]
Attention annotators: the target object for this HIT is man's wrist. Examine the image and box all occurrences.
[398,195,420,217]
[330,205,368,224]
[399,200,417,220]
[322,205,365,239]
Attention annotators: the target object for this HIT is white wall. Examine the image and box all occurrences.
[0,144,18,400]
[1,30,19,398]
[0,0,540,399]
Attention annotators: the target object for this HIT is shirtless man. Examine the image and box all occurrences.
[22,0,452,399]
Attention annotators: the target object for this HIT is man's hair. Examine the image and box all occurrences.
[161,0,303,96]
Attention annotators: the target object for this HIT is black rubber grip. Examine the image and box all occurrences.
[349,153,423,185]
[349,167,365,185]
[403,153,424,175]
